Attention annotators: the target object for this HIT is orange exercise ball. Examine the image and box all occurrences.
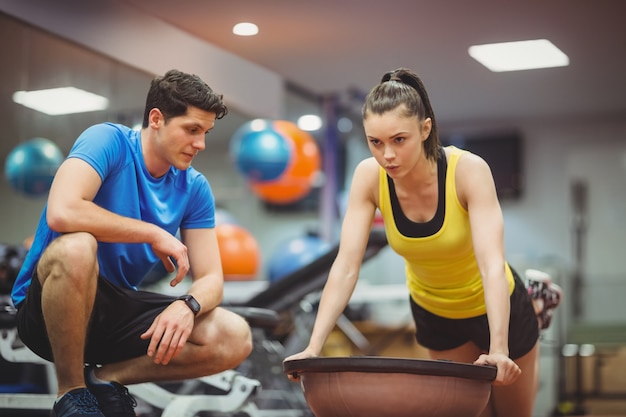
[249,120,321,205]
[215,224,260,281]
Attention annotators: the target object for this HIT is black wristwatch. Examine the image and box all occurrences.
[176,294,201,316]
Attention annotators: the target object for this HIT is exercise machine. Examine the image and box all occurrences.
[0,230,390,416]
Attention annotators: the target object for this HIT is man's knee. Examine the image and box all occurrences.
[195,308,253,370]
[37,232,98,279]
[221,311,253,366]
[48,232,97,256]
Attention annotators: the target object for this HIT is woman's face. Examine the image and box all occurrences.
[363,106,431,178]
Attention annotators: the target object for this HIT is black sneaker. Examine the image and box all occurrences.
[84,367,137,417]
[51,388,105,417]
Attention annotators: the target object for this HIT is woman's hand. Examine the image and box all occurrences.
[474,352,521,385]
[283,347,319,382]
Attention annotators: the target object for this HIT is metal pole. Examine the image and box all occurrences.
[319,94,340,243]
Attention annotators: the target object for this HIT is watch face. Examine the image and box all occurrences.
[179,295,200,315]
[188,296,200,314]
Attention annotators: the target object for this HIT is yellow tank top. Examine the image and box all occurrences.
[378,146,514,318]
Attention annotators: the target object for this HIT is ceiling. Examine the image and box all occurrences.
[120,0,626,126]
[1,0,625,160]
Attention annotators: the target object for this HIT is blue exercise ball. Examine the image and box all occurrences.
[4,138,64,197]
[230,119,291,182]
[267,235,332,283]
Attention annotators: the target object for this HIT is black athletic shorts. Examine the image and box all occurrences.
[16,270,177,364]
[409,269,539,360]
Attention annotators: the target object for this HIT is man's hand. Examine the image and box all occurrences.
[140,300,194,365]
[151,230,190,287]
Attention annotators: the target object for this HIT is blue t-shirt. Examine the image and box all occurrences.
[11,122,215,306]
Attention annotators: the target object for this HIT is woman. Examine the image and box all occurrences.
[286,68,560,417]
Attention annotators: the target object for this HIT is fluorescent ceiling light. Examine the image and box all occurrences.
[249,118,270,131]
[233,22,258,36]
[12,87,109,115]
[297,114,322,131]
[468,39,569,72]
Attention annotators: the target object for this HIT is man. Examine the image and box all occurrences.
[11,69,253,417]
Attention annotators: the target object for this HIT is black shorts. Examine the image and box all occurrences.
[16,271,177,364]
[410,269,539,360]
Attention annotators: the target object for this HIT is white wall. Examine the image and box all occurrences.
[509,119,626,322]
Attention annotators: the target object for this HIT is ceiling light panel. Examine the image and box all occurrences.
[468,39,569,72]
[12,87,109,115]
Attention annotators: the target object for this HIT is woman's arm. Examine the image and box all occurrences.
[289,158,379,358]
[456,152,521,385]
